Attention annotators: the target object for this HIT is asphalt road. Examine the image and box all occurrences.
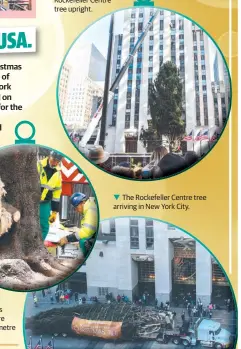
[25,330,195,349]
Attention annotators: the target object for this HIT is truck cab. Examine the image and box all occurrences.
[181,318,232,348]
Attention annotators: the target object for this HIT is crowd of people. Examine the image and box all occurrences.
[80,145,200,180]
[32,288,234,322]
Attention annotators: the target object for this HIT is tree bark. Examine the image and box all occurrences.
[0,146,82,290]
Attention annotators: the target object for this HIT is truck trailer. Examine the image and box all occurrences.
[25,303,233,348]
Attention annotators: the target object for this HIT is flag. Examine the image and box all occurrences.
[183,130,193,141]
[210,131,218,142]
[34,338,42,349]
[195,130,202,141]
[199,129,209,141]
[45,339,54,349]
[27,337,32,349]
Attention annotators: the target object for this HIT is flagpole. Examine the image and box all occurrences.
[40,335,43,349]
[30,336,32,349]
[52,336,55,349]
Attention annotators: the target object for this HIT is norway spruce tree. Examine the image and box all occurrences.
[140,61,185,152]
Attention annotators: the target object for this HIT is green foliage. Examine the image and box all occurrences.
[140,61,185,151]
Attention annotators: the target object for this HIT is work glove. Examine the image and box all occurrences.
[49,211,58,224]
[69,226,79,234]
[59,236,68,246]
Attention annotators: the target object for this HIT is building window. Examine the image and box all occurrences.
[160,34,163,40]
[125,121,130,129]
[98,287,109,296]
[131,13,135,18]
[160,20,164,30]
[167,224,175,230]
[179,19,184,30]
[146,219,154,249]
[138,23,143,31]
[130,219,139,248]
[148,67,153,72]
[149,45,153,51]
[171,20,176,28]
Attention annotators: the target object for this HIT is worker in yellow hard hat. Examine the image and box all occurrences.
[37,151,63,240]
[59,193,97,256]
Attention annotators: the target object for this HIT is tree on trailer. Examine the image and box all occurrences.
[26,303,176,340]
[0,146,81,290]
[26,304,234,347]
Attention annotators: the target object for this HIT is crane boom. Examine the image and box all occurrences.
[79,10,159,148]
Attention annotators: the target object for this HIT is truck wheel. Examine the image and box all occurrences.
[215,343,222,349]
[172,338,180,345]
[182,339,190,346]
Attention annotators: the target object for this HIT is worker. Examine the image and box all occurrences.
[58,193,97,257]
[37,151,63,240]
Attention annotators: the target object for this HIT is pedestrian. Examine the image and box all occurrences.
[50,295,54,304]
[59,193,97,257]
[160,302,164,310]
[82,296,86,304]
[208,303,213,311]
[75,292,79,303]
[34,295,38,307]
[37,151,63,240]
[209,310,212,319]
[181,311,185,322]
[155,298,158,309]
[60,294,64,304]
[42,289,45,298]
[79,297,82,305]
[55,292,59,303]
[64,293,69,304]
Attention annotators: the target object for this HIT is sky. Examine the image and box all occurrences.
[67,9,218,79]
[73,12,124,59]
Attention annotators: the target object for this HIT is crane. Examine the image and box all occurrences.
[79,9,159,148]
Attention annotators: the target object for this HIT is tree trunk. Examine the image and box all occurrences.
[0,146,82,290]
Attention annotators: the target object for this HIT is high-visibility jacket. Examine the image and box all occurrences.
[37,157,62,212]
[76,199,98,240]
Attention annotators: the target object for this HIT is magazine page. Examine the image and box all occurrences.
[0,0,238,348]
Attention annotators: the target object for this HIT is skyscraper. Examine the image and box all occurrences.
[104,8,229,154]
[60,43,106,128]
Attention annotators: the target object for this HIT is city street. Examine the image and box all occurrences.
[24,292,237,349]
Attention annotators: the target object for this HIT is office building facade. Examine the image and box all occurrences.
[71,218,231,306]
[105,8,229,154]
[60,43,106,127]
